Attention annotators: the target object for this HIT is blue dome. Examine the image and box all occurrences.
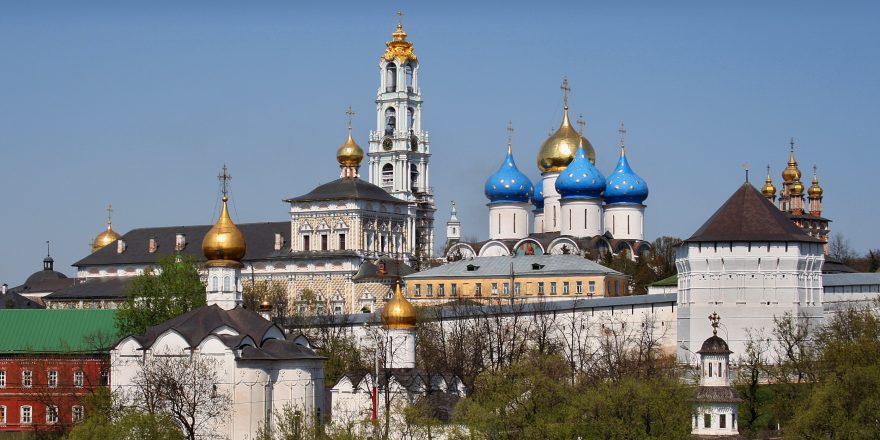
[555,144,605,199]
[484,148,534,204]
[605,149,648,204]
[532,185,544,210]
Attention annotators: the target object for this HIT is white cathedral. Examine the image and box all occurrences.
[445,81,652,261]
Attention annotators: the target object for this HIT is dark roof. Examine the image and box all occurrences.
[651,274,678,287]
[126,304,323,361]
[789,213,831,222]
[45,277,133,301]
[74,221,290,267]
[352,256,415,282]
[693,386,741,403]
[686,183,823,243]
[284,177,408,204]
[698,335,732,354]
[24,267,68,286]
[0,292,45,309]
[822,259,858,274]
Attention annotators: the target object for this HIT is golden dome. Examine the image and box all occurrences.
[92,226,121,253]
[202,195,246,267]
[782,143,801,183]
[761,167,776,199]
[808,171,823,198]
[381,282,417,330]
[383,20,417,64]
[336,128,364,168]
[789,179,804,196]
[537,107,596,173]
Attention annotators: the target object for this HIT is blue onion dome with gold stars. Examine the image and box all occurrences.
[484,145,534,204]
[555,141,605,199]
[605,146,648,204]
[532,185,544,210]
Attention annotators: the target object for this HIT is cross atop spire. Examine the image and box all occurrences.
[767,164,771,176]
[743,162,750,182]
[619,122,626,149]
[560,77,571,109]
[396,10,404,28]
[813,164,818,176]
[576,113,585,135]
[218,164,231,201]
[790,137,795,151]
[709,311,721,336]
[46,240,50,258]
[106,203,114,227]
[507,120,514,152]
[346,105,355,132]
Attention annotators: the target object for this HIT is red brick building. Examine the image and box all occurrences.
[0,310,117,432]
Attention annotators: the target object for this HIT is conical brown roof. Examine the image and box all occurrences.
[686,183,822,243]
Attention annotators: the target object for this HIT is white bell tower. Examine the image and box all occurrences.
[368,12,435,264]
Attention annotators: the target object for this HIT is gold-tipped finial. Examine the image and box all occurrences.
[761,165,777,199]
[507,120,514,153]
[808,165,823,198]
[381,280,417,330]
[782,137,801,183]
[709,311,720,336]
[203,165,246,267]
[91,203,121,252]
[337,106,364,172]
[537,77,597,171]
[560,76,571,110]
[384,10,416,62]
[397,10,404,29]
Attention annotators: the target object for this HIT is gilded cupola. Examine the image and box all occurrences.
[537,79,596,173]
[381,281,417,330]
[761,166,777,199]
[782,139,801,183]
[91,204,121,252]
[383,12,417,63]
[202,166,246,267]
[337,107,364,177]
[808,167,823,198]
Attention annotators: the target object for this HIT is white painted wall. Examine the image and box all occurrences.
[603,204,645,241]
[559,198,603,238]
[487,203,530,240]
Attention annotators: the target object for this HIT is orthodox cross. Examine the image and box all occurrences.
[790,137,795,151]
[619,123,626,149]
[507,120,514,150]
[767,164,771,177]
[576,113,585,135]
[346,106,356,131]
[46,240,50,257]
[813,164,818,176]
[397,10,404,27]
[106,203,114,227]
[560,77,570,108]
[709,311,721,335]
[218,164,231,200]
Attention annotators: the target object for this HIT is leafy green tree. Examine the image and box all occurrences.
[242,279,290,322]
[115,255,205,336]
[67,389,185,440]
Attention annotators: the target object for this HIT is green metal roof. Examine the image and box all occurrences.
[0,310,119,353]
[652,274,678,287]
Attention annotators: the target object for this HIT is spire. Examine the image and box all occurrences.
[450,200,458,221]
[218,164,231,201]
[507,120,514,154]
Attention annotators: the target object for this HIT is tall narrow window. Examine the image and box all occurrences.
[73,371,84,388]
[414,284,421,297]
[321,234,328,251]
[498,213,501,234]
[338,233,346,251]
[475,283,482,296]
[550,282,557,295]
[427,284,433,297]
[211,277,218,292]
[553,206,557,227]
[48,370,57,388]
[46,406,58,424]
[223,276,230,291]
[382,164,394,189]
[384,108,396,135]
[0,406,5,425]
[22,370,32,388]
[451,284,458,296]
[627,215,631,235]
[584,209,587,229]
[438,284,445,297]
[576,281,583,294]
[410,164,419,192]
[72,405,84,422]
[709,363,713,377]
[405,63,414,92]
[385,64,397,92]
[513,213,516,233]
[303,235,310,251]
[563,282,570,294]
[704,414,711,428]
[514,282,521,295]
[502,283,509,295]
[0,370,5,388]
[491,283,498,295]
[719,414,726,428]
[21,406,32,425]
[538,282,545,295]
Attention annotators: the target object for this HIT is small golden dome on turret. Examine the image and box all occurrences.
[381,282,417,330]
[760,166,776,199]
[808,168,823,198]
[91,204,121,252]
[790,179,804,196]
[336,126,364,168]
[782,140,801,183]
[383,12,417,63]
[203,184,246,267]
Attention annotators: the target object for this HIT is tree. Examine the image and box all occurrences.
[828,233,856,263]
[67,388,186,440]
[115,255,205,336]
[242,279,290,322]
[122,354,230,440]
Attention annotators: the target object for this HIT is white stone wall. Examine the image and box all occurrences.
[603,204,645,241]
[533,211,544,234]
[487,202,530,240]
[559,198,603,238]
[541,173,562,233]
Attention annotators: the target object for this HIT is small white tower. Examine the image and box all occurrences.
[380,282,417,369]
[202,165,247,310]
[446,201,461,246]
[692,312,741,438]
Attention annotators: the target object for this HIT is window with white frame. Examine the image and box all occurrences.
[588,280,596,294]
[0,370,5,388]
[48,370,58,388]
[576,281,583,294]
[514,282,521,295]
[223,276,231,291]
[426,284,433,297]
[550,282,557,295]
[491,283,498,295]
[74,371,84,388]
[475,283,482,296]
[22,370,32,388]
[21,406,32,425]
[72,405,84,422]
[538,282,545,294]
[502,283,509,295]
[563,282,570,294]
[414,284,421,297]
[438,284,445,297]
[0,405,6,425]
[46,406,58,424]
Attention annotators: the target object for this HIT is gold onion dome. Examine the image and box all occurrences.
[808,171,823,197]
[782,144,801,183]
[761,168,776,199]
[202,195,246,267]
[336,128,364,168]
[790,179,804,196]
[381,282,417,330]
[91,204,121,252]
[537,107,596,173]
[383,19,417,63]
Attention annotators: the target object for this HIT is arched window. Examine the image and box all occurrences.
[404,63,413,92]
[223,276,230,292]
[211,277,218,292]
[384,108,396,135]
[385,63,397,92]
[407,107,414,131]
[410,164,419,192]
[381,164,394,189]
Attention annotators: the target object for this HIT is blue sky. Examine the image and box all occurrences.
[1,1,878,284]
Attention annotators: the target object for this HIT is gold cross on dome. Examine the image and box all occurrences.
[790,137,795,151]
[346,106,356,130]
[106,203,114,227]
[561,77,570,108]
[218,164,231,199]
[619,123,626,148]
[507,120,514,149]
[709,311,721,335]
[576,113,585,135]
[397,10,404,27]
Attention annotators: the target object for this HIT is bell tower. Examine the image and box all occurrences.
[368,12,435,265]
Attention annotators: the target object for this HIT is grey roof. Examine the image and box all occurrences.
[823,273,880,287]
[352,256,415,282]
[125,304,324,361]
[74,221,290,267]
[698,335,732,354]
[44,277,133,301]
[687,183,822,243]
[0,292,45,309]
[405,255,622,280]
[284,177,407,204]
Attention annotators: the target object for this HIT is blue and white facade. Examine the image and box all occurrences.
[484,145,534,240]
